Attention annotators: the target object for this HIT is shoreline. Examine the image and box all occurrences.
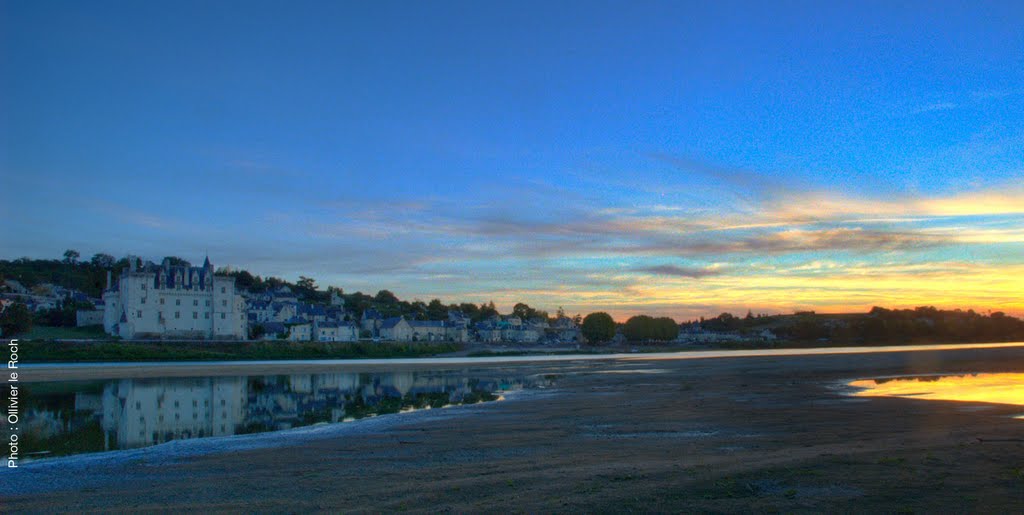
[20,340,1024,382]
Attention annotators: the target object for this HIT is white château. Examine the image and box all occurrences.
[103,256,247,339]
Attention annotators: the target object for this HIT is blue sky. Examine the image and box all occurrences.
[2,1,1023,319]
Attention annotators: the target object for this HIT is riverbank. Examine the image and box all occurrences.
[5,344,1024,512]
[17,339,461,363]
[16,335,1024,364]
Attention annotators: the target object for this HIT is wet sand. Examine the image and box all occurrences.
[6,345,1024,513]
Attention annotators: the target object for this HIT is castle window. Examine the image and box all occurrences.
[193,312,198,319]
[205,300,210,307]
[160,298,165,305]
[176,299,181,306]
[220,313,226,319]
[140,298,146,304]
[205,312,209,319]
[221,287,226,293]
[222,300,227,307]
[175,311,180,319]
[193,300,198,306]
[136,310,142,318]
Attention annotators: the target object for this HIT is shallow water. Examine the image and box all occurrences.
[849,372,1024,408]
[2,368,555,461]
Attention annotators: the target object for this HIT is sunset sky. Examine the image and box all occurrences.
[3,1,1023,320]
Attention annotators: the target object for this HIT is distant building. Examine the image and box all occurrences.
[284,317,312,341]
[102,256,247,340]
[379,316,413,341]
[315,321,359,342]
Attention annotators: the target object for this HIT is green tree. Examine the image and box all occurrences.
[426,299,447,320]
[62,249,80,264]
[375,289,399,304]
[163,256,190,267]
[297,276,317,291]
[249,324,266,340]
[581,312,616,344]
[90,253,115,268]
[475,301,498,322]
[622,315,678,342]
[512,302,534,320]
[0,302,33,336]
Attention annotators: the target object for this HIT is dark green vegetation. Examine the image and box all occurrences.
[0,252,117,297]
[0,301,33,336]
[581,312,616,343]
[687,306,1024,345]
[20,324,108,340]
[622,315,679,341]
[1,252,575,325]
[18,340,461,363]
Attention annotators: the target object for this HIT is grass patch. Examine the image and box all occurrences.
[20,325,110,341]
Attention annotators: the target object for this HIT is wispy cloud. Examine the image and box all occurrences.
[635,264,724,278]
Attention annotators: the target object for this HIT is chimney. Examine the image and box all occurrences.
[106,271,112,290]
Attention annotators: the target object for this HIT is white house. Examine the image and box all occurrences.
[379,316,413,341]
[102,256,247,340]
[315,321,359,342]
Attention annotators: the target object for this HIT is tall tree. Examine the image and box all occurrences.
[62,249,80,264]
[426,299,447,320]
[375,289,399,304]
[297,276,317,291]
[90,253,115,268]
[581,312,616,344]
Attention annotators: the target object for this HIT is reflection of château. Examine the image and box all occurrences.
[44,371,547,451]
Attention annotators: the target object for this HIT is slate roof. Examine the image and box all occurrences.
[380,316,406,329]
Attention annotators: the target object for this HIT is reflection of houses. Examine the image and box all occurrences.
[23,370,551,455]
[100,377,247,449]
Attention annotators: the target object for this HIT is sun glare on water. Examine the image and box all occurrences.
[850,373,1024,408]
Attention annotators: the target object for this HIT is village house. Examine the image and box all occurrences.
[379,316,413,341]
[284,317,312,341]
[315,321,359,342]
[361,308,384,336]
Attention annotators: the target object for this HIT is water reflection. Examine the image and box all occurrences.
[4,370,551,460]
[849,373,1024,407]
